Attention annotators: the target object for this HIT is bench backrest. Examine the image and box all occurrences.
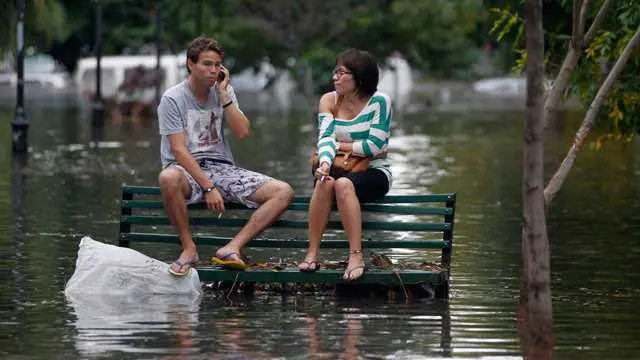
[119,185,457,269]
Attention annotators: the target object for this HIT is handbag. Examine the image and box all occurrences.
[310,150,369,178]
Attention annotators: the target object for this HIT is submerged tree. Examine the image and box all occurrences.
[521,0,552,358]
[492,0,640,357]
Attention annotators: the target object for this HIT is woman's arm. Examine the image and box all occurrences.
[350,94,392,157]
[337,141,353,152]
[319,91,336,114]
[317,92,338,167]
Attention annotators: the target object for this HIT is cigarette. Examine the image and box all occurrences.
[218,212,223,219]
[320,176,326,182]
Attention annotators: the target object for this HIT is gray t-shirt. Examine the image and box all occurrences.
[158,80,241,168]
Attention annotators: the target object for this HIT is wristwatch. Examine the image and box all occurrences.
[204,185,215,193]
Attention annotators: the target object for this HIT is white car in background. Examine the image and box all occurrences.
[74,54,183,100]
[0,53,71,90]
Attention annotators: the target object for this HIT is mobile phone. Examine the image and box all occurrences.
[217,71,225,82]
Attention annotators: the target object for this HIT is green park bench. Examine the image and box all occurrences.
[118,185,457,298]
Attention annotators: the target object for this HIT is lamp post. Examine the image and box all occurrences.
[90,0,105,137]
[12,0,27,154]
[93,0,104,118]
[196,0,203,35]
[155,1,162,106]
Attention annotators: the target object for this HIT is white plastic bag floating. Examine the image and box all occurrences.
[64,236,201,297]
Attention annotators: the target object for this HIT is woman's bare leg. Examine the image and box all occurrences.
[299,178,335,271]
[334,178,365,280]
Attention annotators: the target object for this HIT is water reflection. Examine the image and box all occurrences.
[1,92,640,358]
[388,133,444,193]
[11,152,27,311]
[90,111,105,144]
[65,294,454,359]
[304,316,363,360]
[67,294,201,358]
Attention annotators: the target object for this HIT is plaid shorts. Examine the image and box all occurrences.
[169,159,274,208]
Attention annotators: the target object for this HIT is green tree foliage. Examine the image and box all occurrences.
[579,2,640,143]
[388,0,486,77]
[2,0,490,91]
[0,0,68,57]
[490,0,640,140]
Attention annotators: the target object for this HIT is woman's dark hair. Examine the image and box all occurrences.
[336,48,379,98]
[186,36,224,74]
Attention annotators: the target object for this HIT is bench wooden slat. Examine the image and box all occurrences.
[195,267,445,285]
[121,200,453,216]
[121,215,451,232]
[123,185,162,195]
[290,203,453,215]
[122,185,455,204]
[121,232,451,249]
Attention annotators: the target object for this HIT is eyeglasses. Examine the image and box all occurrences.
[332,69,352,78]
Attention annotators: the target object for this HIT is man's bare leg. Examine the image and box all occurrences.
[159,167,198,273]
[215,180,294,258]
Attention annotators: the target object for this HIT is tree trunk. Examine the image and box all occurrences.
[519,1,553,359]
[544,25,640,206]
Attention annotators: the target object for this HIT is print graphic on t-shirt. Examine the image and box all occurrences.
[186,109,221,152]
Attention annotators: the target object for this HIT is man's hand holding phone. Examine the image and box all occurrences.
[217,65,230,92]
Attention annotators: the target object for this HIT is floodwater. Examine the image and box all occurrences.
[0,87,639,359]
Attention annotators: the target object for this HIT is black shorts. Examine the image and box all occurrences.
[316,168,390,203]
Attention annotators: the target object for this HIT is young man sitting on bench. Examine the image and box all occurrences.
[157,36,294,276]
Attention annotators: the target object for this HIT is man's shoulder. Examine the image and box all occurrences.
[161,81,187,101]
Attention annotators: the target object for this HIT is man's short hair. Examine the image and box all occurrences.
[186,36,224,74]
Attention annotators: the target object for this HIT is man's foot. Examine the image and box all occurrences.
[212,248,247,270]
[168,249,199,276]
[343,249,366,281]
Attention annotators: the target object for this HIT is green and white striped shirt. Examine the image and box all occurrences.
[317,91,393,185]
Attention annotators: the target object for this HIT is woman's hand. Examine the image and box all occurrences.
[205,188,225,213]
[337,141,354,152]
[315,162,331,181]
